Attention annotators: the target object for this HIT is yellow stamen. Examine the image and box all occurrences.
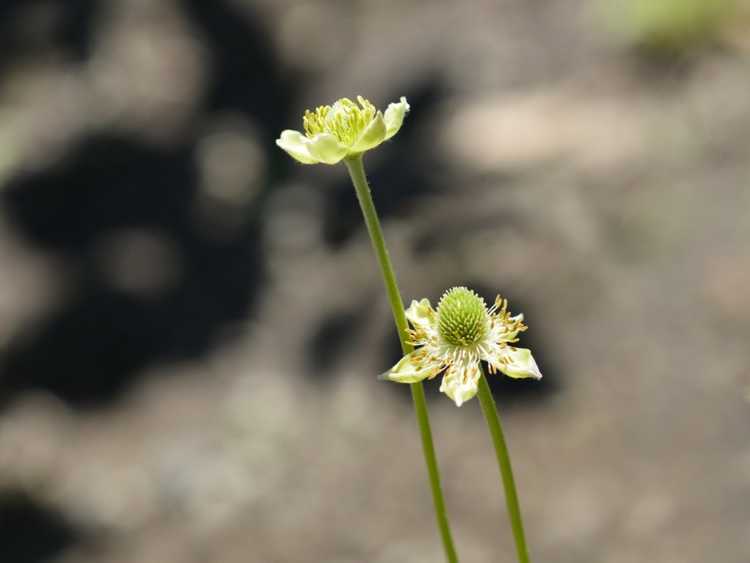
[302,96,378,146]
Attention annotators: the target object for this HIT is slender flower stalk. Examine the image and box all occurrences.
[477,370,531,563]
[277,96,458,562]
[345,155,458,563]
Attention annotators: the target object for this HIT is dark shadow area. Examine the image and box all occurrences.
[627,48,699,83]
[0,0,96,68]
[0,134,264,409]
[180,0,298,220]
[4,136,196,253]
[0,1,309,411]
[412,205,524,256]
[180,0,292,138]
[0,490,81,563]
[306,310,364,376]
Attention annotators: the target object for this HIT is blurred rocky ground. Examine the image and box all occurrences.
[0,0,749,562]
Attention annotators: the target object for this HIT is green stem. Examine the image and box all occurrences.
[344,155,458,563]
[476,371,531,563]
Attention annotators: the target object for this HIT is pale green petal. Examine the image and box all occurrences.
[496,347,543,380]
[275,130,318,164]
[351,111,386,153]
[306,133,348,165]
[405,298,437,332]
[383,97,410,140]
[439,363,480,407]
[382,351,441,384]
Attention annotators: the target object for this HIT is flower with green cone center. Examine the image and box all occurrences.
[383,286,542,407]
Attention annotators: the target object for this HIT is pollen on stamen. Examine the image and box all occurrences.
[300,96,380,146]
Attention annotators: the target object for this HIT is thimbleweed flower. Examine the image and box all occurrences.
[275,94,458,557]
[276,96,410,165]
[384,287,542,407]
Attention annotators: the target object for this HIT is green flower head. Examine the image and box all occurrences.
[276,96,409,165]
[383,287,542,407]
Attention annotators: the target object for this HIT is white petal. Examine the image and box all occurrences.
[351,111,387,153]
[383,97,410,140]
[306,133,348,165]
[439,362,481,407]
[382,350,442,384]
[275,130,318,164]
[405,298,437,333]
[495,347,542,380]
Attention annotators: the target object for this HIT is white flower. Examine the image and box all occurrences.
[384,287,542,407]
[276,96,410,165]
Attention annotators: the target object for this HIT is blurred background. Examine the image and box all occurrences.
[0,0,749,561]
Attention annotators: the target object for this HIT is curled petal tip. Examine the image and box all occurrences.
[497,347,543,380]
[383,350,440,384]
[383,97,410,141]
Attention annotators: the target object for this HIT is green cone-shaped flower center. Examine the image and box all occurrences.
[437,287,489,347]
